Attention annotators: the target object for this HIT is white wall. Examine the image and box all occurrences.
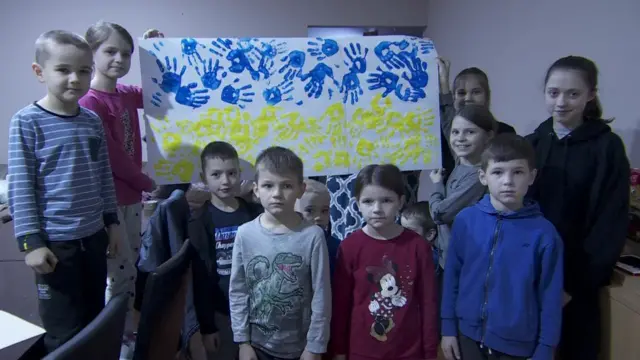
[426,0,640,167]
[0,0,428,164]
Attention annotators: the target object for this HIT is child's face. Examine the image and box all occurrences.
[450,115,491,160]
[253,167,305,216]
[33,44,93,104]
[400,215,425,237]
[545,69,595,128]
[453,76,488,110]
[93,33,133,80]
[357,185,404,230]
[202,157,241,200]
[479,159,537,212]
[298,192,330,229]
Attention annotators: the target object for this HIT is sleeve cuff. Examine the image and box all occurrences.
[233,332,250,344]
[531,343,554,360]
[17,233,46,252]
[305,340,327,354]
[103,212,120,227]
[441,318,458,337]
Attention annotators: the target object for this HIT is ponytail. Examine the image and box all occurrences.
[585,96,614,123]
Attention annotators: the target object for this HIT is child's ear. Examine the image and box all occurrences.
[32,63,44,83]
[399,194,406,209]
[252,181,259,200]
[200,171,206,183]
[426,228,437,242]
[478,168,488,186]
[529,168,538,186]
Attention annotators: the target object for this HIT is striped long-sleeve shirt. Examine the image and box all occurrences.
[8,103,119,251]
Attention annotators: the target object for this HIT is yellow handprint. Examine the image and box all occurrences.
[153,158,195,183]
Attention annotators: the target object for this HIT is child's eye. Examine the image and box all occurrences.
[284,184,292,189]
[57,69,70,74]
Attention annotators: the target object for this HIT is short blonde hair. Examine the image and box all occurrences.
[295,178,330,212]
[35,30,91,65]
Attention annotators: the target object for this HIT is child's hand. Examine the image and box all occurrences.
[300,349,322,360]
[201,332,220,353]
[239,343,257,360]
[106,226,122,258]
[143,29,164,39]
[436,57,451,93]
[25,247,58,274]
[441,336,461,360]
[563,291,572,306]
[430,169,445,184]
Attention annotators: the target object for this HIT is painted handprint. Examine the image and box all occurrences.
[399,49,429,90]
[340,43,369,105]
[152,56,186,94]
[195,58,227,90]
[180,38,205,66]
[299,63,339,99]
[394,86,425,103]
[262,79,295,106]
[149,41,165,57]
[150,92,163,107]
[307,38,339,60]
[210,38,261,80]
[221,78,255,109]
[175,83,210,109]
[278,50,306,81]
[417,38,435,55]
[374,40,410,70]
[367,66,400,98]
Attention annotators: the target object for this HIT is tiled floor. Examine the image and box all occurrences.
[0,221,41,359]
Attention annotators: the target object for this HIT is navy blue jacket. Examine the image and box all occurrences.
[441,195,563,360]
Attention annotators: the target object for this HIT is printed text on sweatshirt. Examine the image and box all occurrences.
[8,103,119,251]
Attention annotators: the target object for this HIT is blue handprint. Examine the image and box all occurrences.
[278,50,306,81]
[307,38,339,60]
[195,58,227,91]
[339,43,369,104]
[150,92,163,107]
[299,63,340,99]
[175,82,210,109]
[343,42,369,74]
[374,40,410,70]
[255,39,287,59]
[221,78,255,109]
[149,41,165,57]
[209,38,234,57]
[262,79,294,106]
[152,56,186,94]
[399,50,429,90]
[417,39,435,55]
[180,38,205,66]
[367,66,400,98]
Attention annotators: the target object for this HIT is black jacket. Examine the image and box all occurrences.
[189,198,263,335]
[527,117,630,294]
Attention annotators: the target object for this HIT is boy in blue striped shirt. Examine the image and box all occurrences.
[7,30,121,354]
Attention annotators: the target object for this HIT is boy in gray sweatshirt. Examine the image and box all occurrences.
[229,146,331,360]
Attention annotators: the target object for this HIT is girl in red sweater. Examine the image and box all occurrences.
[331,164,438,360]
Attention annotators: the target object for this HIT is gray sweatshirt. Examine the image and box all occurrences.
[229,216,331,358]
[429,163,486,268]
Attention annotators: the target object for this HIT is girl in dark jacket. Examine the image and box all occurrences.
[527,55,630,360]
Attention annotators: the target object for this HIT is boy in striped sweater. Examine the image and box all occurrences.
[7,30,121,354]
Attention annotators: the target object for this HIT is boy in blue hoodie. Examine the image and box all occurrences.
[440,134,563,360]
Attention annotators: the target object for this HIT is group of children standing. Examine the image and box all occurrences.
[6,20,630,360]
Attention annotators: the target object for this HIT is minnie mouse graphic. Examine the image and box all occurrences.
[366,255,407,341]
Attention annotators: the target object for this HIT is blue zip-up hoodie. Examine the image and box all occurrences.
[441,195,563,360]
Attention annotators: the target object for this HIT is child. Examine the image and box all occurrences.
[437,60,516,171]
[189,141,263,360]
[429,104,495,275]
[441,134,563,360]
[7,30,120,354]
[229,146,331,360]
[295,178,341,277]
[527,55,630,360]
[331,164,438,360]
[400,201,439,276]
[79,22,160,341]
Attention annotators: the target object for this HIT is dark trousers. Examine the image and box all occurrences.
[459,335,528,360]
[35,229,109,354]
[254,347,296,360]
[559,290,601,360]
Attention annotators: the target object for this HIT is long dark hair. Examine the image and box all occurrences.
[544,55,613,122]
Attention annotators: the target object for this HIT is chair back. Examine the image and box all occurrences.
[42,293,128,360]
[133,239,192,360]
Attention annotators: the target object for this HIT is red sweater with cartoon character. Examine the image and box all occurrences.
[331,229,438,360]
